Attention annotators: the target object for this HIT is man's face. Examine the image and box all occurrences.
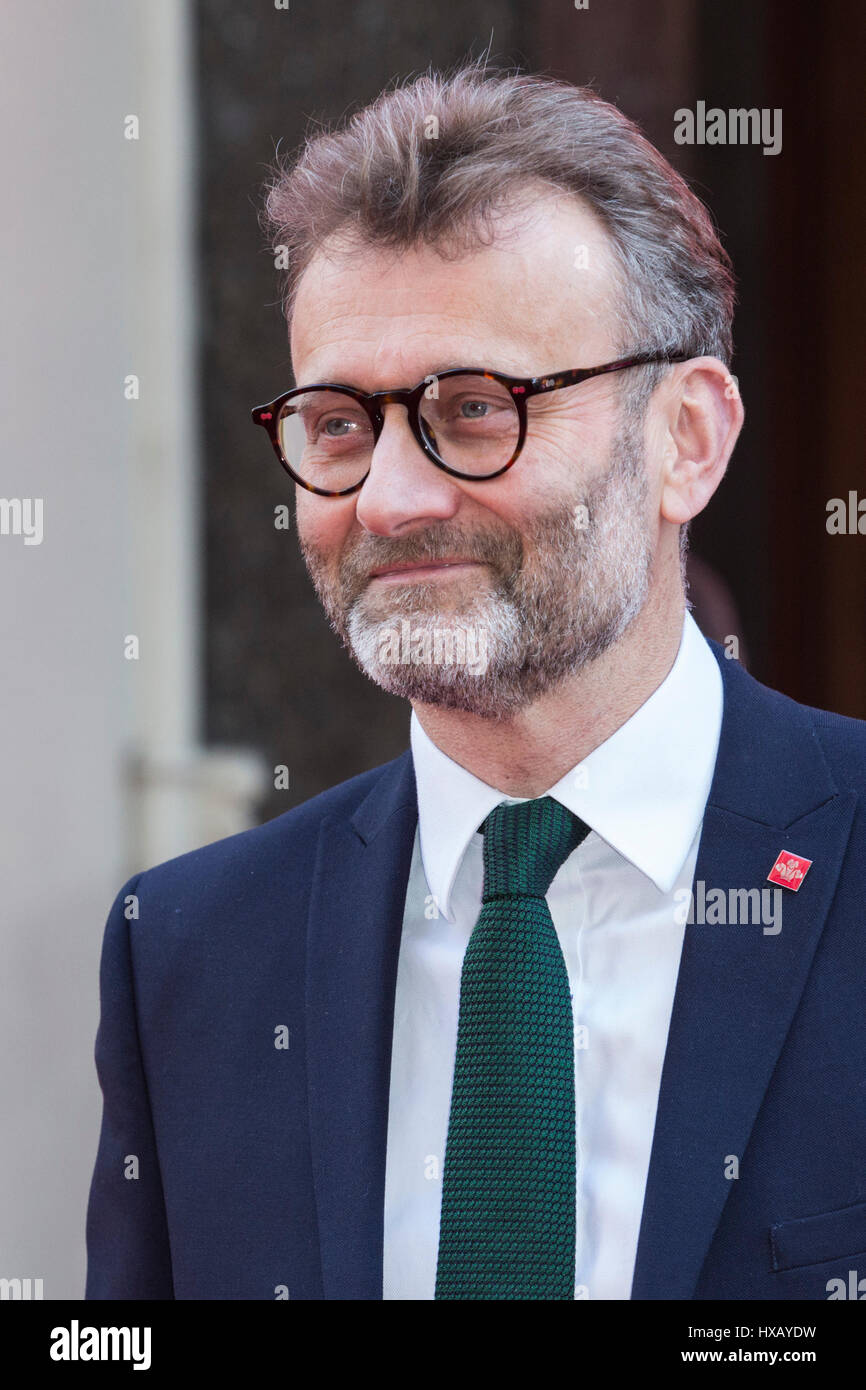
[289,190,661,718]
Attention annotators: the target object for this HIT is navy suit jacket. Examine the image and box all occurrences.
[85,640,866,1300]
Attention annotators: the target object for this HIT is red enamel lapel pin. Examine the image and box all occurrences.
[767,851,813,891]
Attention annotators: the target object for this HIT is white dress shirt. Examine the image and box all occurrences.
[382,610,724,1299]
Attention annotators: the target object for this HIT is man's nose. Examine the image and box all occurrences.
[354,401,463,536]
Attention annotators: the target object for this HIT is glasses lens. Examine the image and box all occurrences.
[419,373,520,476]
[279,390,373,492]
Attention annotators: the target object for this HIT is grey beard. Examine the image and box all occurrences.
[301,414,653,719]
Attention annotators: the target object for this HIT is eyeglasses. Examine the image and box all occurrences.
[251,352,687,497]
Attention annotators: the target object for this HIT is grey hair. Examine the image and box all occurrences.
[259,56,736,371]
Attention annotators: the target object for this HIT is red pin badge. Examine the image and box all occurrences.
[767,851,813,891]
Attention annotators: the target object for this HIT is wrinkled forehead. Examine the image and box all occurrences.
[289,189,624,386]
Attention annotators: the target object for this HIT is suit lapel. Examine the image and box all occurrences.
[304,752,417,1299]
[631,648,857,1298]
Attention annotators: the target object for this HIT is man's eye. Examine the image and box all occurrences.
[458,399,490,419]
[322,416,359,436]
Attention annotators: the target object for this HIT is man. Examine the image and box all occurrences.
[86,63,866,1301]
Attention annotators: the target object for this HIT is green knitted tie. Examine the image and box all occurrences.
[434,795,591,1300]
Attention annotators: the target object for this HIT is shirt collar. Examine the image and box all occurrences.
[409,610,723,920]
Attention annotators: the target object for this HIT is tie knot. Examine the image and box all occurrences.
[480,795,590,900]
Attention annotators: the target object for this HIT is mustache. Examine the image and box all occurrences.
[321,523,527,604]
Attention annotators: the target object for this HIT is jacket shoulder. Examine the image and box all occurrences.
[807,704,866,791]
[708,638,866,794]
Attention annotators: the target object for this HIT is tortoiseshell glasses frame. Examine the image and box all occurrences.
[251,351,688,497]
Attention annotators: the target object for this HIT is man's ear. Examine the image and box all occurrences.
[657,357,744,525]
